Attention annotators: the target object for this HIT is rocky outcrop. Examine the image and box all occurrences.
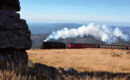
[0,9,31,49]
[0,0,31,66]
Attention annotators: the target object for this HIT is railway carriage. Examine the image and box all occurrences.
[41,41,130,50]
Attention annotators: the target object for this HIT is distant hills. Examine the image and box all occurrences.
[28,23,82,34]
[28,23,130,35]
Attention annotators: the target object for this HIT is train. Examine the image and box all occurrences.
[40,41,130,50]
[40,41,66,49]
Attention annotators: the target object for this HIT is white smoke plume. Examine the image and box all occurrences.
[45,23,129,43]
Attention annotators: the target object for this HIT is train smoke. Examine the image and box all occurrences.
[45,23,129,43]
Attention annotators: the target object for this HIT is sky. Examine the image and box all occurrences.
[19,0,130,26]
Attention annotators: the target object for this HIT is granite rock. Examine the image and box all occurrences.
[0,9,31,50]
[0,0,31,65]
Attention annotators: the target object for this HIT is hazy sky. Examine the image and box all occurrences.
[19,0,130,25]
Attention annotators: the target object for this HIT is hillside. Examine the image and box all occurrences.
[29,23,82,34]
[28,23,130,34]
[27,49,130,73]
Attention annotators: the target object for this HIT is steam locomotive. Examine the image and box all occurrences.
[41,41,130,50]
[40,41,66,49]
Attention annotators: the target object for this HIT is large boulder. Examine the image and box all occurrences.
[0,9,31,50]
[0,0,31,66]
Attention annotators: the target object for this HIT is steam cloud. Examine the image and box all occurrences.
[45,23,129,43]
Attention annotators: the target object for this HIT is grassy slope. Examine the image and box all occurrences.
[27,48,130,73]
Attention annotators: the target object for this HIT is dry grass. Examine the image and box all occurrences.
[0,69,128,80]
[27,48,130,73]
[0,68,37,80]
